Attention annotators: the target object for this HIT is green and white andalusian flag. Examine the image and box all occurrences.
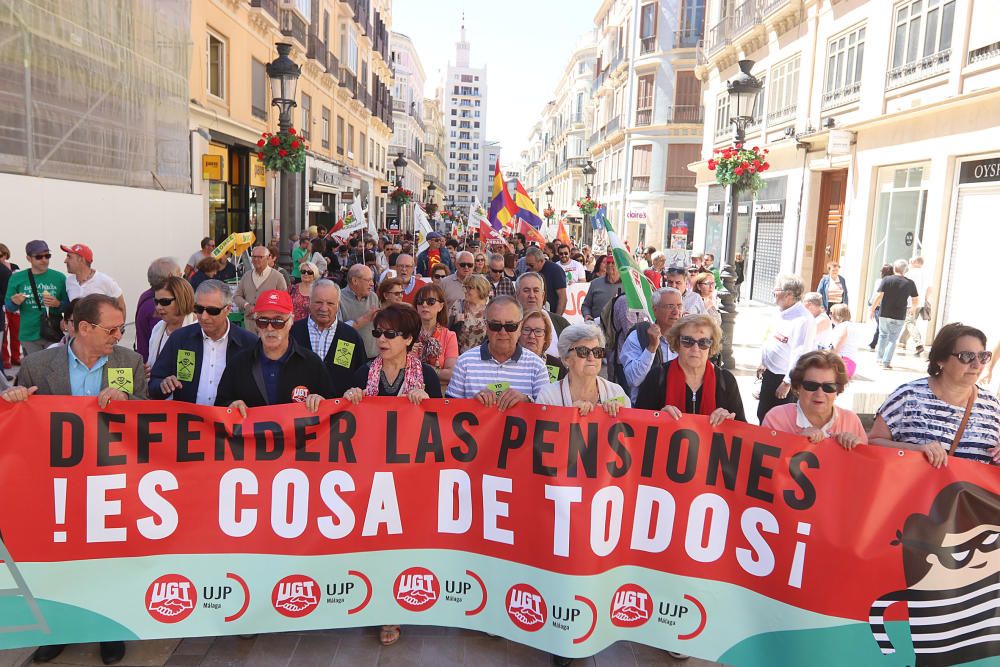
[597,208,655,320]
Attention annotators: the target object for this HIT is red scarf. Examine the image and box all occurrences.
[664,360,717,415]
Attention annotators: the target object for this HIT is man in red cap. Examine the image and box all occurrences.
[215,289,331,416]
[61,243,125,314]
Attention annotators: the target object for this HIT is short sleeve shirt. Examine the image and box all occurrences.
[876,275,918,320]
[538,260,568,313]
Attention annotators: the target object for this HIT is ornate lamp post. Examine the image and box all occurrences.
[582,160,597,247]
[718,59,762,370]
[266,43,301,269]
[392,151,407,233]
[425,180,438,226]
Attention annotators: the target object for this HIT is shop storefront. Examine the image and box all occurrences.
[203,135,266,244]
[862,163,929,300]
[309,157,359,233]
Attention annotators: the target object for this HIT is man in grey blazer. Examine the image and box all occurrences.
[0,292,144,663]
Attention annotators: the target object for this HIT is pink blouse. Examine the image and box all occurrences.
[761,403,867,442]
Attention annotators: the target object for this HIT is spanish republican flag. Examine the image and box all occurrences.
[487,158,518,230]
[513,180,544,230]
[556,218,572,247]
[518,218,546,245]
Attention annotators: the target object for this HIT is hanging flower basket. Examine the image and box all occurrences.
[256,128,307,173]
[542,205,555,220]
[576,196,600,217]
[708,143,769,193]
[390,187,413,206]
[440,209,455,221]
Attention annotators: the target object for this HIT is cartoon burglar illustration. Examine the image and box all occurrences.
[869,482,1000,666]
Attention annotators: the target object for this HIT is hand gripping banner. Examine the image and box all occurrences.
[0,397,997,665]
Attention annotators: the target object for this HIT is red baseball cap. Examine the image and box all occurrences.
[254,289,293,314]
[60,243,94,263]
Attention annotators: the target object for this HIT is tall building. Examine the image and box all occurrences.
[692,0,998,341]
[480,140,503,205]
[442,18,488,214]
[423,96,447,213]
[389,31,426,231]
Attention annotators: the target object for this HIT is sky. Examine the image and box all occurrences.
[391,0,597,164]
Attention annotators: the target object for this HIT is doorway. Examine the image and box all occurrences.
[810,170,847,289]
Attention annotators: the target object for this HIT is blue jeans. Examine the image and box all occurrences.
[876,317,905,365]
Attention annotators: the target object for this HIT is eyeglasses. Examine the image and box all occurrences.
[372,328,405,339]
[458,262,474,268]
[153,297,176,307]
[950,351,992,365]
[251,254,269,260]
[300,269,314,276]
[385,290,404,297]
[658,303,683,311]
[194,304,227,316]
[255,316,290,329]
[33,253,51,260]
[697,281,713,288]
[897,530,1000,570]
[487,321,520,333]
[520,327,546,338]
[568,346,606,359]
[432,274,446,280]
[416,298,441,306]
[679,336,713,350]
[799,380,840,394]
[88,322,126,336]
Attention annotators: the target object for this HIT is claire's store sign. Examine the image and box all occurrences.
[959,157,1000,185]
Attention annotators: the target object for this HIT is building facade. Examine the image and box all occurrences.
[389,31,426,231]
[423,96,447,215]
[443,21,488,214]
[691,0,1000,346]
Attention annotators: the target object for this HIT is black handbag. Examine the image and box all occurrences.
[27,271,63,343]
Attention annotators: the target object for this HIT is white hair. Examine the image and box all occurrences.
[557,323,606,360]
[652,286,681,306]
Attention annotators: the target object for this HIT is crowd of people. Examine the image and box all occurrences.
[1,230,998,665]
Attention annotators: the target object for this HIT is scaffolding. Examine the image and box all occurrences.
[0,0,191,192]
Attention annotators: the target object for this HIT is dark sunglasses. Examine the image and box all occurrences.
[950,351,992,365]
[416,298,441,306]
[154,297,176,307]
[33,253,51,260]
[255,316,290,329]
[568,346,605,359]
[679,335,713,350]
[898,530,1000,570]
[193,304,227,316]
[372,328,405,339]
[799,380,840,394]
[300,269,314,276]
[385,290,403,297]
[487,321,519,333]
[458,262,474,268]
[488,267,504,274]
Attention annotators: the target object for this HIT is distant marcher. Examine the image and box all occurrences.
[61,243,125,315]
[757,274,816,423]
[184,237,216,278]
[869,259,918,369]
[449,274,490,354]
[289,260,319,321]
[235,246,288,335]
[3,240,69,358]
[816,261,848,313]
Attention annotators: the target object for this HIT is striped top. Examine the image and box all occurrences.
[878,378,1000,465]
[446,342,549,400]
[868,571,1000,666]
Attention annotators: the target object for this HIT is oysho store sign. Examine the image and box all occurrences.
[959,157,1000,185]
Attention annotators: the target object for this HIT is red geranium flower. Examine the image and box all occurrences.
[270,137,280,146]
[278,149,287,157]
[257,139,265,147]
[734,167,744,176]
[707,159,717,170]
[257,152,264,159]
[288,128,297,135]
[740,161,750,169]
[291,140,300,148]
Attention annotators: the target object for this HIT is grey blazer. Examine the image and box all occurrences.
[15,343,149,399]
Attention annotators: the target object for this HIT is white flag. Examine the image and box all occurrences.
[414,205,434,254]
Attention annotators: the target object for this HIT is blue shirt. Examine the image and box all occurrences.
[67,342,109,397]
[619,328,678,403]
[446,342,549,400]
[260,346,293,405]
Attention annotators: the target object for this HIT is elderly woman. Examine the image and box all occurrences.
[869,323,1000,468]
[147,276,197,368]
[289,260,319,321]
[413,283,458,391]
[519,309,566,382]
[635,314,745,424]
[802,291,832,337]
[693,271,722,326]
[431,264,450,282]
[377,277,405,306]
[536,323,629,415]
[761,351,865,448]
[449,273,490,353]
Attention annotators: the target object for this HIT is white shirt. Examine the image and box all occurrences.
[195,322,231,406]
[558,259,587,284]
[66,270,123,301]
[683,290,706,315]
[147,314,198,367]
[761,302,817,383]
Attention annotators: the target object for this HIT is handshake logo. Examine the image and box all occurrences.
[610,584,652,628]
[506,583,547,632]
[145,574,197,624]
[393,567,440,612]
[271,575,320,618]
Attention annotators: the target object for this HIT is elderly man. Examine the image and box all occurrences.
[516,272,569,356]
[393,253,424,304]
[148,280,257,404]
[869,259,919,369]
[582,256,620,322]
[618,287,684,403]
[446,295,549,409]
[523,246,567,315]
[216,290,331,415]
[3,240,68,358]
[290,279,365,397]
[486,252,516,298]
[757,274,817,422]
[339,264,380,358]
[664,266,706,316]
[440,250,476,305]
[2,293,145,666]
[61,243,126,313]
[416,231,454,276]
[235,246,288,335]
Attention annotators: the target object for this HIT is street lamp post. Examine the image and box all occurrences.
[582,160,597,247]
[425,181,437,229]
[392,151,407,234]
[266,43,302,270]
[544,186,553,237]
[718,59,763,370]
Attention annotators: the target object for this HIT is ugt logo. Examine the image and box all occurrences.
[610,583,652,628]
[271,574,320,618]
[506,583,547,632]
[145,574,196,623]
[393,567,440,612]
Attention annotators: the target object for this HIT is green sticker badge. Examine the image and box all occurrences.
[107,367,134,395]
[605,396,627,407]
[487,381,510,399]
[334,340,356,368]
[176,350,196,382]
[546,365,561,383]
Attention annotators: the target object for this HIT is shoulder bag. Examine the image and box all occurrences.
[27,271,63,343]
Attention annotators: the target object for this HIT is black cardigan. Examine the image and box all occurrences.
[289,318,367,398]
[635,359,746,421]
[215,339,334,407]
[350,361,443,398]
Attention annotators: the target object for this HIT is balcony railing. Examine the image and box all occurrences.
[886,49,951,90]
[592,67,609,93]
[327,52,340,79]
[636,108,653,126]
[706,15,730,55]
[631,176,650,191]
[732,0,760,39]
[250,0,278,21]
[280,9,307,48]
[606,116,621,135]
[338,67,357,97]
[392,99,406,112]
[566,157,589,170]
[760,0,790,18]
[821,81,861,110]
[665,174,696,192]
[766,104,797,126]
[674,28,703,49]
[307,33,327,69]
[669,105,704,123]
[640,36,657,55]
[969,40,1000,65]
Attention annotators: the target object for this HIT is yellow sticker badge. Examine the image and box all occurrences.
[333,340,356,368]
[176,350,196,382]
[547,365,561,383]
[487,381,510,399]
[107,367,134,395]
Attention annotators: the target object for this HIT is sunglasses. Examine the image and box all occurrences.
[372,328,405,339]
[33,253,51,260]
[153,297,176,307]
[487,321,520,333]
[458,262,474,268]
[568,345,606,359]
[300,269,314,276]
[416,298,441,306]
[194,304,227,316]
[679,335,713,350]
[899,530,999,570]
[432,274,446,279]
[799,380,840,394]
[488,267,504,274]
[88,322,126,336]
[255,316,290,329]
[950,351,992,365]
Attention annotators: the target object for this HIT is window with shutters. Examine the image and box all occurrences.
[300,93,311,140]
[666,144,699,192]
[636,75,654,126]
[321,107,330,148]
[714,93,730,139]
[766,55,799,126]
[251,58,266,119]
[631,145,652,191]
[207,31,226,99]
[823,25,865,109]
[639,4,657,54]
[673,70,702,123]
[336,116,344,155]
